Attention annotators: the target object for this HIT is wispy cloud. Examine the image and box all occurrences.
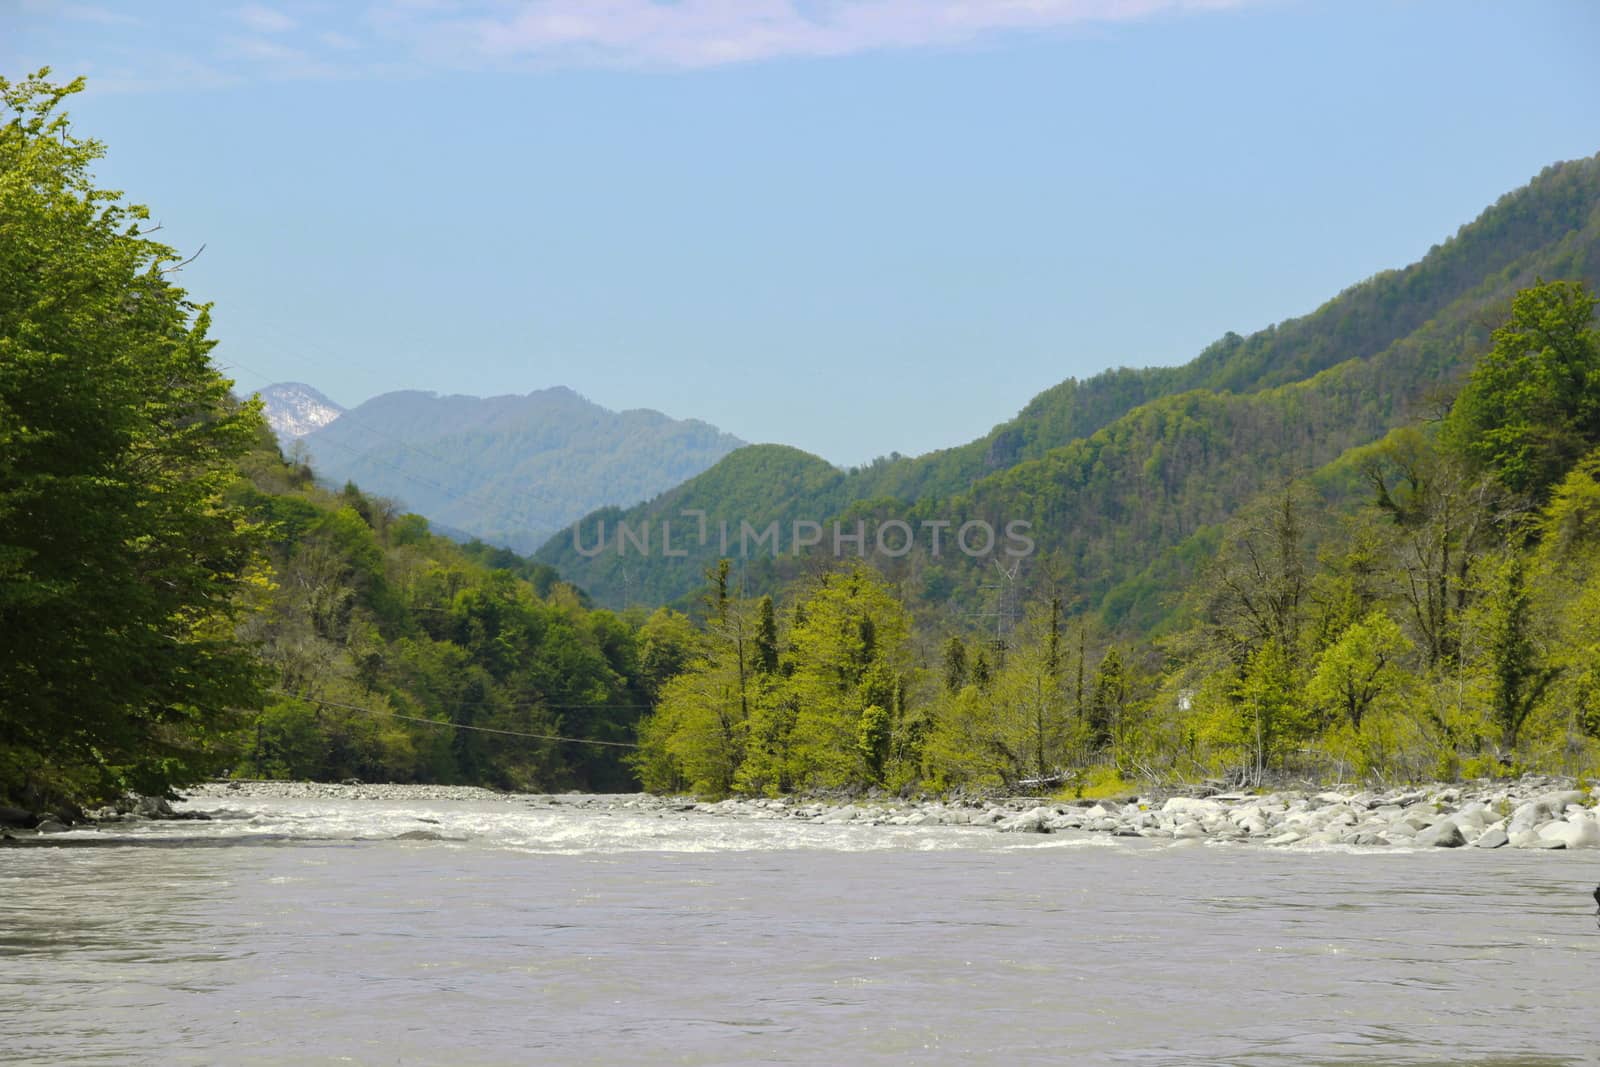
[19,0,141,26]
[376,0,1258,70]
[236,4,298,34]
[25,0,1262,92]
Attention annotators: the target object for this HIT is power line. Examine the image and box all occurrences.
[269,690,639,749]
[265,686,650,713]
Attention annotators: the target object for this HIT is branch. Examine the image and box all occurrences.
[160,243,207,275]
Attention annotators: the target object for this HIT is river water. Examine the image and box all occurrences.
[2,790,1596,1066]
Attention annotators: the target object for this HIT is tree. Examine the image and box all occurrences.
[1445,280,1600,499]
[1195,483,1313,672]
[784,564,914,789]
[753,595,779,676]
[990,619,1071,785]
[0,71,267,807]
[1361,428,1494,668]
[1232,639,1304,786]
[1086,649,1124,752]
[636,607,699,702]
[1306,611,1412,732]
[942,635,968,694]
[1484,555,1559,753]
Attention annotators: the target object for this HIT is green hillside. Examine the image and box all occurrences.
[538,154,1600,625]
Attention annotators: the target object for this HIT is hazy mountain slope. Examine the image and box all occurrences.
[299,386,744,553]
[538,154,1600,616]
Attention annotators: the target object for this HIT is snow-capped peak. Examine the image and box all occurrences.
[259,382,345,441]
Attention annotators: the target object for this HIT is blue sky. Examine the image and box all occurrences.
[5,1,1599,465]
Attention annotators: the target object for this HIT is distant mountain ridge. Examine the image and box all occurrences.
[258,382,345,441]
[289,385,744,553]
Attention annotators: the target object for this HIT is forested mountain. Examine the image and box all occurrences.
[539,154,1600,623]
[297,386,744,554]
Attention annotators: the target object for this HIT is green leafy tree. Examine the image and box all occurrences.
[636,606,699,702]
[1361,428,1494,668]
[753,595,779,676]
[784,564,914,789]
[1445,280,1600,499]
[1306,611,1413,732]
[1087,648,1125,753]
[942,635,968,694]
[1484,554,1560,753]
[1232,639,1305,786]
[0,71,267,806]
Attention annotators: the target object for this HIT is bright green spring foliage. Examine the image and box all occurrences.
[0,71,267,807]
[634,562,915,796]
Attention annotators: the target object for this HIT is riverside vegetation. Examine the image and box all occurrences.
[4,71,1600,829]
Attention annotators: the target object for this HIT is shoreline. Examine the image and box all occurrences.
[192,776,1599,851]
[7,776,1597,851]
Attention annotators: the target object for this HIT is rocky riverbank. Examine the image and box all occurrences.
[8,776,1598,851]
[577,780,1600,850]
[183,776,1600,850]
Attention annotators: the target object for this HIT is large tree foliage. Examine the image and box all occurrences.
[0,72,266,805]
[1445,280,1600,499]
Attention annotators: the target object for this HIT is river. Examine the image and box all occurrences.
[2,787,1596,1065]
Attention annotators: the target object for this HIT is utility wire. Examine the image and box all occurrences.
[269,689,639,749]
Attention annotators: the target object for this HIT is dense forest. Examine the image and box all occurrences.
[4,70,1599,811]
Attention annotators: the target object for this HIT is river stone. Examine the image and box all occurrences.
[35,817,69,833]
[1162,797,1224,820]
[999,807,1052,833]
[0,806,39,829]
[134,795,174,818]
[1538,817,1600,849]
[1508,791,1585,834]
[1414,820,1465,848]
[1473,827,1510,849]
[1266,830,1304,846]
